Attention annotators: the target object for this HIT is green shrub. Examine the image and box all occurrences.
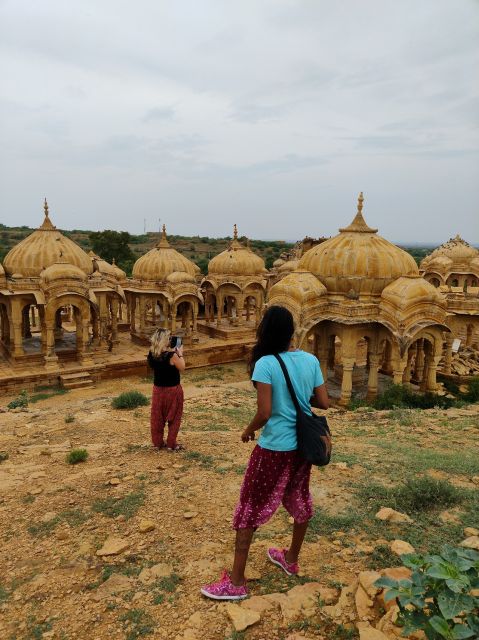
[357,477,463,514]
[462,377,479,403]
[372,385,454,410]
[0,451,9,462]
[443,379,460,395]
[66,448,89,465]
[112,391,149,410]
[7,389,28,409]
[65,414,75,423]
[393,477,464,513]
[375,545,479,639]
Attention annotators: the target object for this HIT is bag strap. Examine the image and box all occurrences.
[274,354,301,415]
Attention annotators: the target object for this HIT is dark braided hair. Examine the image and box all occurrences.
[248,305,295,378]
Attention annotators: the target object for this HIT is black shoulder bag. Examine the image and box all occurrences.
[274,354,332,467]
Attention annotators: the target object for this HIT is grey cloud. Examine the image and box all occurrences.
[142,106,176,122]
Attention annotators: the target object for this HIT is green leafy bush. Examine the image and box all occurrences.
[112,391,149,410]
[7,389,28,409]
[66,448,89,465]
[0,451,9,462]
[65,414,75,423]
[375,545,479,639]
[462,378,479,403]
[357,477,464,514]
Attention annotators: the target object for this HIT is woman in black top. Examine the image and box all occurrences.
[148,328,185,451]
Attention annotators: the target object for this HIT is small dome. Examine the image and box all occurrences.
[278,259,299,274]
[381,276,446,310]
[3,200,93,278]
[132,226,197,282]
[208,225,266,277]
[298,193,418,296]
[111,259,127,281]
[90,252,126,281]
[273,258,285,268]
[269,270,327,305]
[40,261,88,285]
[166,271,196,284]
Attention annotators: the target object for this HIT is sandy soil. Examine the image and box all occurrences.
[0,363,478,640]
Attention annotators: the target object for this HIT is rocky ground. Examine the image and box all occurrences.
[0,363,478,640]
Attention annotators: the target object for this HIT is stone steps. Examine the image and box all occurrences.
[59,371,94,390]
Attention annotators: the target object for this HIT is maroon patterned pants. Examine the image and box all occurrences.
[150,384,184,449]
[233,445,313,530]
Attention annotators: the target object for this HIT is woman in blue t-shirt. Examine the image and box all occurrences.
[201,305,329,600]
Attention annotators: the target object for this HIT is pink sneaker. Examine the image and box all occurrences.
[200,570,248,600]
[267,548,299,576]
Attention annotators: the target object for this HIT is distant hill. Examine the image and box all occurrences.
[0,224,294,274]
[0,223,448,274]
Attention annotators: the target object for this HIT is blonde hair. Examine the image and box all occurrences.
[150,328,171,358]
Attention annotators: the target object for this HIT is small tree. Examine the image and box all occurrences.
[89,230,135,270]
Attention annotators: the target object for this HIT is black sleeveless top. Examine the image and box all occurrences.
[147,351,181,387]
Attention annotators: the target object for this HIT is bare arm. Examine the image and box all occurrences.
[170,346,186,372]
[311,383,329,410]
[241,382,272,442]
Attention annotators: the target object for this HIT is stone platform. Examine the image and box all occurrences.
[0,333,255,396]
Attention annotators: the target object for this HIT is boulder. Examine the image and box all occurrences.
[139,562,173,584]
[138,519,156,533]
[226,603,260,631]
[358,571,382,598]
[357,623,391,640]
[390,540,415,556]
[91,573,132,601]
[375,507,413,524]
[96,536,129,557]
[460,536,479,550]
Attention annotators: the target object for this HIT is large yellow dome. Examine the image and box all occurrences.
[208,226,266,277]
[3,200,93,278]
[132,226,198,282]
[298,193,418,296]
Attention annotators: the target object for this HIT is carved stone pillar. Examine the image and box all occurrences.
[111,299,119,344]
[402,349,415,385]
[366,354,381,401]
[339,358,355,406]
[426,355,441,392]
[44,321,58,368]
[393,358,407,385]
[139,297,146,335]
[443,333,454,375]
[129,296,136,333]
[12,322,24,358]
[414,339,425,384]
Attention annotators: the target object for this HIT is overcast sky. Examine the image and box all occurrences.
[0,0,478,244]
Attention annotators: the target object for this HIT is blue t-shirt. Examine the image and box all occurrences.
[252,350,324,452]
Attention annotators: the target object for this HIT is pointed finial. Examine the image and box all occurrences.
[339,191,377,234]
[157,223,170,248]
[40,197,56,230]
[357,191,364,215]
[233,224,238,240]
[112,258,116,265]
